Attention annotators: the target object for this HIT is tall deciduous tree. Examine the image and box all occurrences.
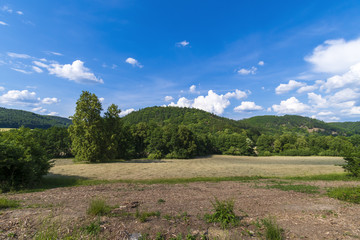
[69,91,104,162]
[104,104,122,160]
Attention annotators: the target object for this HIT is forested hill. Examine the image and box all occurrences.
[123,107,352,136]
[122,106,258,135]
[0,107,72,129]
[238,115,344,135]
[328,121,360,134]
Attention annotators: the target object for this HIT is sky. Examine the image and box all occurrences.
[1,1,360,122]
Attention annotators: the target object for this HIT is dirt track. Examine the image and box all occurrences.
[1,180,360,239]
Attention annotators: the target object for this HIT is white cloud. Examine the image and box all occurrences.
[48,60,103,84]
[169,97,193,108]
[99,97,104,103]
[0,86,4,91]
[1,6,12,13]
[272,97,310,114]
[48,112,58,116]
[42,97,59,104]
[320,62,360,92]
[258,61,264,66]
[16,11,23,15]
[7,52,31,59]
[237,66,257,75]
[189,85,198,93]
[176,40,190,47]
[11,68,32,74]
[119,108,135,117]
[169,89,248,115]
[224,89,249,99]
[164,96,174,102]
[234,101,263,112]
[125,57,143,68]
[0,90,38,105]
[296,80,324,93]
[328,88,360,103]
[305,38,360,74]
[0,21,8,26]
[275,80,305,94]
[317,111,333,116]
[308,92,327,108]
[49,51,62,56]
[33,61,48,68]
[32,66,43,73]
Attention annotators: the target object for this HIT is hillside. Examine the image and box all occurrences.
[122,106,347,136]
[328,121,360,134]
[0,107,72,129]
[122,106,258,135]
[238,115,344,135]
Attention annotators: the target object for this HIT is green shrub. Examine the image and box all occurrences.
[204,198,239,229]
[261,217,284,240]
[0,198,20,209]
[328,186,360,204]
[0,128,51,192]
[84,220,101,235]
[87,198,113,216]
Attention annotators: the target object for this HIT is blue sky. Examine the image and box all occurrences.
[1,0,360,121]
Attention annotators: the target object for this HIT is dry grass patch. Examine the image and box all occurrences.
[49,155,345,180]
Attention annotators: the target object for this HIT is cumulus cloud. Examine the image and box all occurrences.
[320,62,360,92]
[305,38,360,74]
[328,88,360,103]
[47,60,103,84]
[41,97,59,104]
[99,97,104,103]
[125,57,143,68]
[176,40,190,47]
[275,80,305,94]
[237,66,257,75]
[7,52,31,59]
[169,89,248,115]
[164,96,174,102]
[297,80,324,93]
[0,86,5,91]
[258,61,264,66]
[0,89,59,107]
[272,97,310,114]
[48,112,58,116]
[234,101,263,112]
[317,111,333,116]
[0,21,8,26]
[189,85,199,94]
[308,92,327,108]
[119,108,135,117]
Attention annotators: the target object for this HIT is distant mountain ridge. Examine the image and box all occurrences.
[0,107,72,129]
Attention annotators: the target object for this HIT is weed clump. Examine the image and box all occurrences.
[204,198,239,229]
[261,217,284,240]
[87,198,113,216]
[328,186,360,204]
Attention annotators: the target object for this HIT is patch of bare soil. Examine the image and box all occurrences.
[1,180,360,239]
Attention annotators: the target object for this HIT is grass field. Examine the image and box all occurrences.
[49,155,345,180]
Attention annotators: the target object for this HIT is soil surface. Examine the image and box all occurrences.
[1,180,360,239]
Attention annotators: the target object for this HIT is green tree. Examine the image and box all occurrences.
[68,91,104,162]
[104,104,122,160]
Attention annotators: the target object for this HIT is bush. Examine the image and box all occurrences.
[0,128,51,192]
[204,198,239,229]
[261,217,284,240]
[87,198,113,216]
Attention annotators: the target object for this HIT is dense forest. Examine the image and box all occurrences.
[0,107,71,129]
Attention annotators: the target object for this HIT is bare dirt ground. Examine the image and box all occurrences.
[50,155,345,180]
[1,179,360,239]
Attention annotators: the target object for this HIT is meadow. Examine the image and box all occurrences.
[49,155,345,180]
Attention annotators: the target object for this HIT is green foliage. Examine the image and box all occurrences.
[204,198,239,229]
[0,107,71,129]
[87,198,113,216]
[328,186,360,204]
[135,209,161,222]
[261,217,284,240]
[342,151,360,177]
[68,91,105,162]
[83,219,101,235]
[0,127,51,192]
[0,198,20,209]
